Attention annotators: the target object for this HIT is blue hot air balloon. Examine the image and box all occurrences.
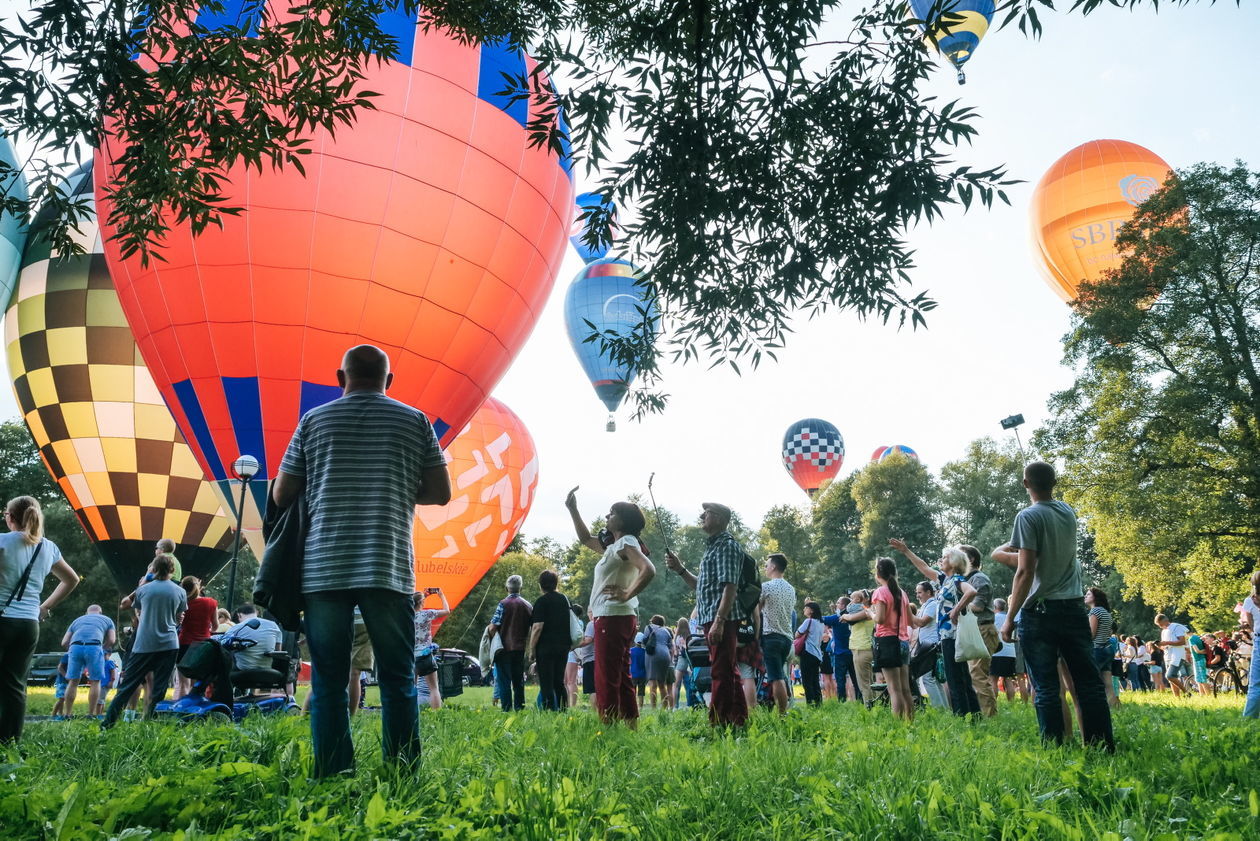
[569,191,618,262]
[564,258,658,430]
[879,444,919,463]
[0,138,28,307]
[910,0,995,84]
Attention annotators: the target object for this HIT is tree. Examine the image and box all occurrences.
[937,437,1028,595]
[1039,162,1260,627]
[806,475,867,599]
[850,455,941,578]
[757,503,820,596]
[0,0,1021,405]
[0,419,59,506]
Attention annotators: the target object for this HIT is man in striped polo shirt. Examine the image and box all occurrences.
[273,345,451,777]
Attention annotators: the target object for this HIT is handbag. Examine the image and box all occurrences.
[0,540,44,618]
[572,607,584,650]
[793,618,811,657]
[479,627,503,671]
[954,611,991,662]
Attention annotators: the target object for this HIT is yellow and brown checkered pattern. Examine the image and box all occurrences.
[2,163,235,580]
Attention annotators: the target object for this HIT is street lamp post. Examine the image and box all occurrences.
[225,454,260,611]
[999,414,1026,461]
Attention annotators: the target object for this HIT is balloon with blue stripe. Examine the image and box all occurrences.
[910,0,995,84]
[563,258,658,431]
[0,138,28,310]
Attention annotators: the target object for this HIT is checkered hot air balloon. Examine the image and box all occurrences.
[782,418,845,497]
[4,161,234,591]
[94,6,574,554]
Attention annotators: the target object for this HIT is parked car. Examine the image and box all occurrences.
[27,652,63,686]
[438,648,485,686]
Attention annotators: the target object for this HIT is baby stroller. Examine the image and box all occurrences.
[156,622,300,721]
[686,633,712,700]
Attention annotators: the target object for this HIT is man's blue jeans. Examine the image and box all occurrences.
[1019,599,1115,751]
[1243,642,1260,719]
[831,650,861,703]
[304,589,419,777]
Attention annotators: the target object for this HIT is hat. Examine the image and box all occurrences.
[634,632,645,644]
[702,502,732,522]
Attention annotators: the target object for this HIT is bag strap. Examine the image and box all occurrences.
[0,540,45,617]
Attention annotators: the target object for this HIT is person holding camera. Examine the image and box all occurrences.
[413,588,450,710]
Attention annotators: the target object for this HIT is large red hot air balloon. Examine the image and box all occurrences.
[94,8,573,549]
[412,398,539,613]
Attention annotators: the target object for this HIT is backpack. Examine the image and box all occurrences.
[736,552,761,620]
[644,626,658,657]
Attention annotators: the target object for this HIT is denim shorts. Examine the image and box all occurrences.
[1091,645,1113,672]
[761,633,790,682]
[1165,660,1189,680]
[67,643,105,682]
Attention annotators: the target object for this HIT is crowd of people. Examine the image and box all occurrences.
[2,346,1257,779]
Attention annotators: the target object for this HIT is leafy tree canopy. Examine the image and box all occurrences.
[1038,162,1260,627]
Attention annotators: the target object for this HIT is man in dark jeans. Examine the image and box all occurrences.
[102,554,186,727]
[997,462,1114,751]
[488,575,531,711]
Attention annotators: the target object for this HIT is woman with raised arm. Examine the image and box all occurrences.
[565,488,655,727]
[888,538,978,717]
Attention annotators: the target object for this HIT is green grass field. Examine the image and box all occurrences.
[3,689,1256,840]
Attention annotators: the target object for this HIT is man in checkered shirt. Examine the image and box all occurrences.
[666,502,750,727]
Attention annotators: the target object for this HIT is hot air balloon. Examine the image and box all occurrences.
[569,191,618,262]
[879,444,919,462]
[1030,139,1172,303]
[0,138,27,305]
[870,445,890,462]
[782,418,844,497]
[563,258,658,431]
[94,13,574,552]
[910,0,995,84]
[413,397,538,615]
[3,161,234,590]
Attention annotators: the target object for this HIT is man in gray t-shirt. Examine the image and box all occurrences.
[271,345,452,777]
[1000,462,1112,751]
[102,555,187,727]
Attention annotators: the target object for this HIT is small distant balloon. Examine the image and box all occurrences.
[782,419,845,497]
[879,444,919,463]
[570,191,618,262]
[910,0,995,84]
[563,258,658,431]
[870,446,890,462]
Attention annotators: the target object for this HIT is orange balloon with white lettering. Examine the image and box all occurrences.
[1030,139,1172,303]
[412,397,538,613]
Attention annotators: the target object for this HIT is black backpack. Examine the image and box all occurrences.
[644,626,658,656]
[736,552,761,620]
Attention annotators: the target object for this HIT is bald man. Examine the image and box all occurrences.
[272,344,451,777]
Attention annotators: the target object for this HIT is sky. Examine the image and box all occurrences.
[2,1,1258,546]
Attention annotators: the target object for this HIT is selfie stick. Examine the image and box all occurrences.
[646,472,674,554]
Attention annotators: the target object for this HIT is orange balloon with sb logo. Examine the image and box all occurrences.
[1030,139,1172,303]
[412,397,538,613]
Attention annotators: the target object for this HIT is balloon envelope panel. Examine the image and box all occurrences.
[413,397,538,613]
[879,444,919,462]
[1030,139,1171,303]
[0,138,27,310]
[563,258,657,413]
[782,418,845,497]
[3,162,234,591]
[95,10,573,542]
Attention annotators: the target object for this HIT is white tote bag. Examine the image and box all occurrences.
[954,611,991,662]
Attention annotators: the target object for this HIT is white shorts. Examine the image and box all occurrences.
[737,662,755,681]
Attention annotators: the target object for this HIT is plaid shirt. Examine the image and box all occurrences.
[696,531,748,624]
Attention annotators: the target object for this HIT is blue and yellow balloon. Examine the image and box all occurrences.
[910,0,994,84]
[564,258,658,431]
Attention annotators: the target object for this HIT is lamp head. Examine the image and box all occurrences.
[232,454,260,480]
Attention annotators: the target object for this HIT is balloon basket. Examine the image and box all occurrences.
[956,68,966,85]
[606,415,616,432]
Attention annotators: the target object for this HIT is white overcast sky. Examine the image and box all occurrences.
[2,2,1257,544]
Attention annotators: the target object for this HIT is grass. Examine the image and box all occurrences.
[2,689,1256,840]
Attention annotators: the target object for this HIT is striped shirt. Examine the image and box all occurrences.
[1089,607,1114,647]
[279,390,445,594]
[695,531,748,624]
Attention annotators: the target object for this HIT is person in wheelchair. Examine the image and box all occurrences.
[220,604,285,693]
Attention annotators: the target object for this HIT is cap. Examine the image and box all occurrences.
[634,632,645,644]
[702,502,732,522]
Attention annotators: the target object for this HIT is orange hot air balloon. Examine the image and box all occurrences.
[412,397,538,613]
[94,9,572,554]
[1030,139,1172,303]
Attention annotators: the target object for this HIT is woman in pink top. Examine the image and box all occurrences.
[869,557,914,721]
